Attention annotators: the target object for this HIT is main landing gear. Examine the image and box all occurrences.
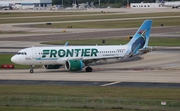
[30,65,34,73]
[85,66,93,72]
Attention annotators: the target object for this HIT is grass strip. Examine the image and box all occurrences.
[0,85,179,111]
[0,106,133,111]
[0,85,180,100]
[1,12,180,24]
[0,12,101,18]
[32,17,180,28]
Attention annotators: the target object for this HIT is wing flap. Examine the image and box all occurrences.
[82,55,124,64]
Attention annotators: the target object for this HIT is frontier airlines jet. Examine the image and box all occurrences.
[11,20,153,73]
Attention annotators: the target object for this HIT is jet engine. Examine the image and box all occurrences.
[65,60,85,71]
[44,65,61,69]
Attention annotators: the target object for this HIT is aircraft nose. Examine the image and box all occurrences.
[11,56,18,64]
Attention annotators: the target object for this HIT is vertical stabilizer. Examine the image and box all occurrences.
[127,20,152,55]
[159,0,165,5]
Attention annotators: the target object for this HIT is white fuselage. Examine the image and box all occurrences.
[162,1,180,8]
[11,45,129,65]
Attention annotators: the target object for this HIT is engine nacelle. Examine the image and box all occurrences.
[65,60,85,71]
[44,65,61,69]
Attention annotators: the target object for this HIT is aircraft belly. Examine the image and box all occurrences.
[40,59,57,65]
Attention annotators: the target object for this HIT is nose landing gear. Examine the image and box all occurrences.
[30,65,34,73]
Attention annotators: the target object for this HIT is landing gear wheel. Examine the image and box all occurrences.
[30,65,34,73]
[30,69,34,73]
[85,67,93,72]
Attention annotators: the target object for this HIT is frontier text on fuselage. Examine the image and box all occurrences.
[42,48,98,58]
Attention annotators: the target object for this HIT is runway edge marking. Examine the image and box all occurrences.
[101,81,121,87]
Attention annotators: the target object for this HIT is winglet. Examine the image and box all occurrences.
[64,42,68,46]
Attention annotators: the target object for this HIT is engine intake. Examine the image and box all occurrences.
[65,60,84,71]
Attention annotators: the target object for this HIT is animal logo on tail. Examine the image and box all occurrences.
[131,30,147,54]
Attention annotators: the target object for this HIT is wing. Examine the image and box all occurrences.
[67,55,124,65]
[82,55,124,65]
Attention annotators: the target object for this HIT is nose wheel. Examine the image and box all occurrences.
[30,65,34,73]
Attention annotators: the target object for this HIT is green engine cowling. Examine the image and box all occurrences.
[44,65,61,69]
[65,60,85,71]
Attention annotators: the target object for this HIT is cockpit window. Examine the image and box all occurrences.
[16,52,27,55]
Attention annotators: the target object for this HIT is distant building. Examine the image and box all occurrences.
[130,2,163,8]
[0,0,52,9]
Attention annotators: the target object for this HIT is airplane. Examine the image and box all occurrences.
[11,20,153,73]
[0,3,13,10]
[0,4,9,10]
[159,0,180,9]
